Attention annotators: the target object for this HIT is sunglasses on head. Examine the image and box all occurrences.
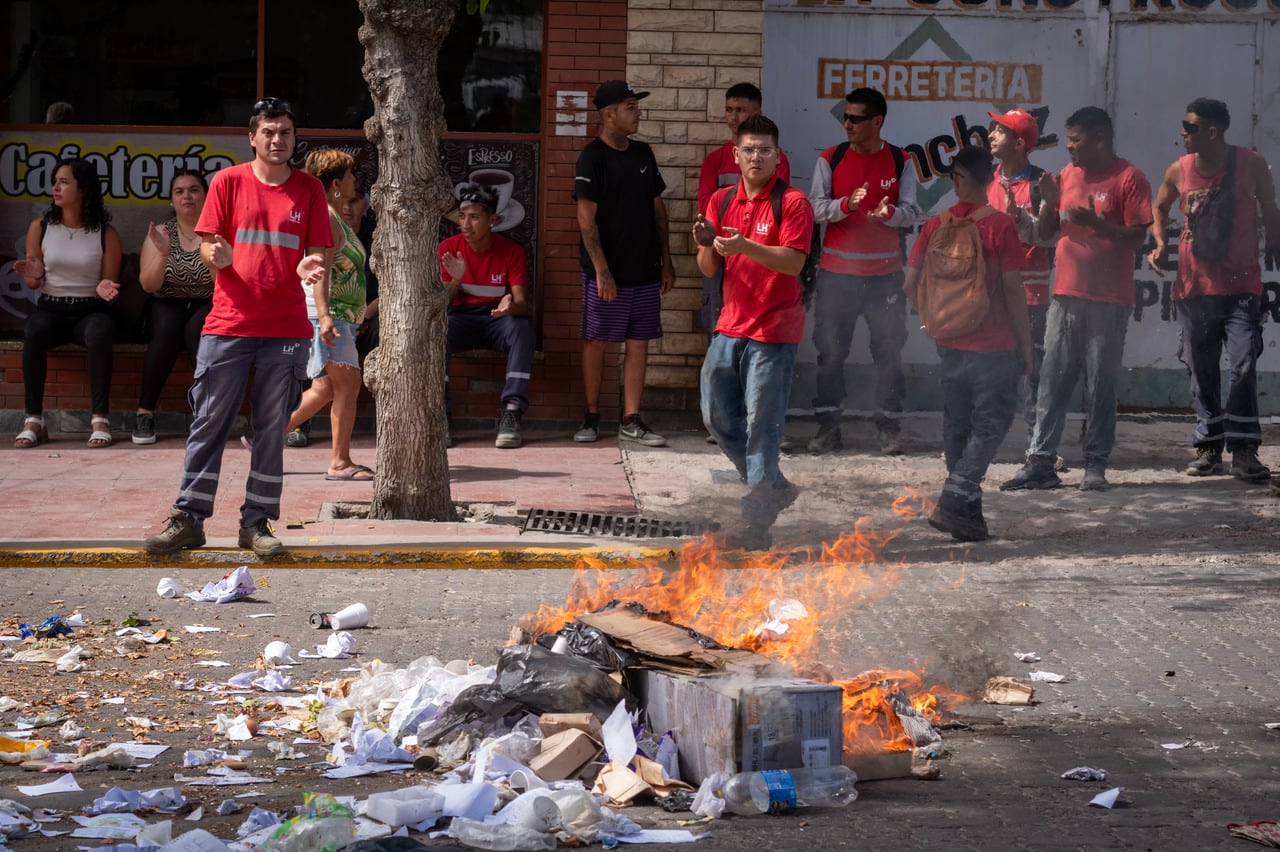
[843,113,874,125]
[1181,120,1201,134]
[252,97,291,114]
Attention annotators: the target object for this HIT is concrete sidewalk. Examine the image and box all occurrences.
[0,425,676,568]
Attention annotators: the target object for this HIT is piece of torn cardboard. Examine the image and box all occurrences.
[592,757,693,806]
[540,712,602,740]
[576,609,791,678]
[983,676,1035,705]
[528,729,601,782]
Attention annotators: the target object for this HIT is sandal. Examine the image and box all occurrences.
[88,416,113,448]
[14,417,48,449]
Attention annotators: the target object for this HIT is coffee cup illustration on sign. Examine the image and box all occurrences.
[454,167,525,232]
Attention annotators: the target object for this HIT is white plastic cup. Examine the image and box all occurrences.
[328,602,369,630]
[156,578,180,599]
[517,796,561,832]
[263,641,298,666]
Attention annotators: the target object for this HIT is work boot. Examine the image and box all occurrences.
[1231,446,1270,483]
[495,409,523,449]
[999,459,1061,491]
[1185,445,1224,476]
[238,519,285,558]
[807,421,842,454]
[1079,464,1110,492]
[878,428,903,456]
[143,510,206,554]
[927,504,989,543]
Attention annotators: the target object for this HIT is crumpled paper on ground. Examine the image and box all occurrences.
[299,631,357,659]
[186,566,258,604]
[1061,766,1107,781]
[85,786,185,814]
[692,772,728,819]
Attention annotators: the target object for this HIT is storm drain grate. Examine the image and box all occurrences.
[523,508,702,539]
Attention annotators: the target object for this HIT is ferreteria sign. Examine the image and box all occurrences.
[765,0,1280,409]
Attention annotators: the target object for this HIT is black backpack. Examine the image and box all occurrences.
[1188,146,1238,262]
[802,142,907,302]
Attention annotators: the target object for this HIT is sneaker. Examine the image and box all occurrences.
[573,413,600,443]
[1054,455,1069,473]
[1079,465,1110,491]
[1231,447,1271,483]
[1185,446,1224,476]
[619,415,666,447]
[285,428,308,448]
[143,510,206,554]
[495,409,523,449]
[238,519,285,558]
[132,413,157,445]
[927,505,989,542]
[999,461,1062,491]
[878,429,903,456]
[806,422,843,454]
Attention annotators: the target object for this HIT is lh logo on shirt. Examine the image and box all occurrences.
[755,222,772,237]
[490,273,505,284]
[288,210,302,224]
[880,178,898,190]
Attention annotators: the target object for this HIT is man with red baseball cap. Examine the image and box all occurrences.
[986,108,1057,450]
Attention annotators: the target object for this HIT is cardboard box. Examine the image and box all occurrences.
[528,728,601,782]
[635,670,843,784]
[539,712,602,740]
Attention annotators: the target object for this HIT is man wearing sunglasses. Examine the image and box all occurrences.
[1001,106,1151,493]
[144,98,333,558]
[807,87,923,457]
[1148,98,1280,488]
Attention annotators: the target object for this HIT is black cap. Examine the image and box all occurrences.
[593,80,649,109]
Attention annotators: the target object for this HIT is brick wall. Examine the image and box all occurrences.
[626,0,766,421]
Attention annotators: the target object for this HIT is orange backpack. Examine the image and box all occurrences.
[915,206,994,340]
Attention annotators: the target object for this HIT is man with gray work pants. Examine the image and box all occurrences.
[144,98,333,558]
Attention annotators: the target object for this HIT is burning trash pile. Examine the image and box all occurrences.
[0,524,964,850]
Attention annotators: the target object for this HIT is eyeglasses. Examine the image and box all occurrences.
[252,97,291,114]
[843,113,874,125]
[737,146,777,159]
[1181,120,1201,134]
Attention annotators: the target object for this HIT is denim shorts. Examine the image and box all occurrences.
[306,318,361,379]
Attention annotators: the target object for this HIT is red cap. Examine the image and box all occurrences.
[988,109,1039,150]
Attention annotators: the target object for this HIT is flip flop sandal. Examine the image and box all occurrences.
[324,465,375,481]
[13,418,48,449]
[87,416,113,448]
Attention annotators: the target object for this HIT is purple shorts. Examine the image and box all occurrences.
[580,274,663,343]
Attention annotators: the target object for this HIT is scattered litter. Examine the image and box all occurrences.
[8,647,71,665]
[174,769,274,786]
[1264,723,1280,731]
[157,577,181,598]
[1014,652,1041,663]
[1061,766,1107,781]
[184,625,221,634]
[1088,786,1123,809]
[0,697,23,712]
[215,714,255,741]
[15,708,68,728]
[983,676,1035,705]
[115,626,169,644]
[298,631,357,659]
[217,799,243,815]
[1160,738,1217,751]
[186,566,260,604]
[247,613,278,619]
[267,741,306,761]
[1227,820,1280,847]
[68,812,146,840]
[263,641,299,666]
[57,720,83,742]
[1028,671,1068,683]
[194,660,232,668]
[86,786,185,815]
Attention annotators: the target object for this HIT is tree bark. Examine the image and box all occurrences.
[358,0,458,520]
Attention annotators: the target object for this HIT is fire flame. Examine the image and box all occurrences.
[523,489,967,753]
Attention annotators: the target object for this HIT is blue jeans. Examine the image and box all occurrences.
[701,333,797,496]
[1028,296,1129,467]
[446,307,535,413]
[811,270,907,431]
[1177,294,1264,451]
[939,346,1021,516]
[174,335,308,528]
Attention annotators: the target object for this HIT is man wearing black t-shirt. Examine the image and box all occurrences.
[572,79,675,447]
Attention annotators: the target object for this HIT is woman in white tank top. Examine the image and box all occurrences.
[13,158,122,448]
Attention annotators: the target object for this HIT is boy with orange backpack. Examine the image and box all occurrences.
[904,146,1032,542]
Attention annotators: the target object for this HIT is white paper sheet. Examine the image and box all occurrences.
[438,783,500,820]
[1088,787,1123,809]
[17,775,82,797]
[602,700,636,768]
[617,829,702,843]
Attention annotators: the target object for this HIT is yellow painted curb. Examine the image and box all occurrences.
[0,545,682,570]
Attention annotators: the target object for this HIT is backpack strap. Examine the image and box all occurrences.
[889,144,905,180]
[828,141,851,175]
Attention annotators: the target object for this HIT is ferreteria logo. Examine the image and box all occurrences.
[0,140,237,204]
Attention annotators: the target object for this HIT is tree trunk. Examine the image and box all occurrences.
[358,0,458,520]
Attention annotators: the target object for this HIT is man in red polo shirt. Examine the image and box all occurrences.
[693,114,814,551]
[1001,106,1152,493]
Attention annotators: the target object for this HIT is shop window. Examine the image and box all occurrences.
[264,1,371,131]
[440,0,543,134]
[1,0,256,126]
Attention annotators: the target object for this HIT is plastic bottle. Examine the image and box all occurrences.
[719,765,858,815]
